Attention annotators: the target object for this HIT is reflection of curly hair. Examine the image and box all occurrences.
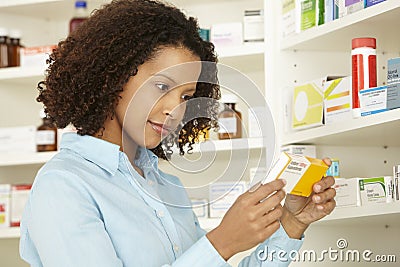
[38,0,220,160]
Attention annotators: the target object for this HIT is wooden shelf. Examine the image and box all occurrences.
[0,151,57,166]
[281,0,400,52]
[0,227,20,239]
[282,109,400,146]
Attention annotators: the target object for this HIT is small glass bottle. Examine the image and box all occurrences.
[36,109,58,152]
[69,1,89,34]
[218,94,242,140]
[0,28,9,68]
[7,29,22,67]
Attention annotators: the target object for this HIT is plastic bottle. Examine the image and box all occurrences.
[351,37,377,117]
[7,30,22,67]
[0,28,9,68]
[218,94,242,139]
[69,1,89,34]
[36,109,58,152]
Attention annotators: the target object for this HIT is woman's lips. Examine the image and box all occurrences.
[148,121,172,136]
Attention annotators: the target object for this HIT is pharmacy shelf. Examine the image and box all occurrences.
[199,203,400,230]
[188,137,265,153]
[281,0,400,52]
[0,227,20,239]
[0,66,46,86]
[282,108,400,146]
[216,43,264,59]
[0,151,57,167]
[317,202,400,226]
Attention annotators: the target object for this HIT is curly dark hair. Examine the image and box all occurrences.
[37,0,220,160]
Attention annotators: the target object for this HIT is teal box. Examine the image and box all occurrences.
[198,28,210,41]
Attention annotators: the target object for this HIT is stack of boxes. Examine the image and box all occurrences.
[0,184,31,228]
[282,0,387,37]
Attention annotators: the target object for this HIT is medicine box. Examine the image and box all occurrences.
[359,176,393,205]
[0,184,11,228]
[281,145,316,158]
[336,0,364,18]
[20,45,56,68]
[282,0,299,37]
[326,158,340,177]
[299,0,317,31]
[324,76,352,124]
[292,78,324,130]
[10,184,32,227]
[359,85,388,116]
[0,126,36,153]
[387,83,400,110]
[334,178,361,207]
[325,0,336,22]
[387,57,400,84]
[262,152,329,197]
[364,0,386,8]
[190,199,208,218]
[393,165,399,202]
[210,22,243,48]
[243,9,264,42]
[209,182,247,218]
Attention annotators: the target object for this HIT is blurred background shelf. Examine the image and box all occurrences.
[0,151,57,166]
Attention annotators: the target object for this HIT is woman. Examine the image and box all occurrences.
[20,0,336,266]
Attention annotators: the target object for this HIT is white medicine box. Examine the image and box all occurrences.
[209,182,247,218]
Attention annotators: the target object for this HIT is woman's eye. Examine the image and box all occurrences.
[182,95,194,101]
[156,83,170,92]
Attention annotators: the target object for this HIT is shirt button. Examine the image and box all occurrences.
[173,244,179,252]
[147,180,154,186]
[157,210,164,218]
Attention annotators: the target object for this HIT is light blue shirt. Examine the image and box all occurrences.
[20,132,303,266]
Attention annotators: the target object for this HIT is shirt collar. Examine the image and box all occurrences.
[60,132,121,176]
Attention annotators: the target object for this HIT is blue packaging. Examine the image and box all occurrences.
[364,0,386,7]
[325,0,335,22]
[326,159,340,177]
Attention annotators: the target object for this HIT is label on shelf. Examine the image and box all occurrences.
[36,130,56,145]
[218,117,237,134]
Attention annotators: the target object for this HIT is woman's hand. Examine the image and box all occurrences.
[281,158,336,239]
[206,179,286,261]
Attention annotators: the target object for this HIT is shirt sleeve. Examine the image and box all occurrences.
[238,225,304,267]
[168,213,303,267]
[21,170,124,267]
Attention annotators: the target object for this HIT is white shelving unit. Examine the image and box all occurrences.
[0,227,20,239]
[0,151,57,167]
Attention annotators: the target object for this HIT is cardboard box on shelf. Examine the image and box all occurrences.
[359,176,393,205]
[359,85,388,116]
[20,45,56,68]
[210,22,243,49]
[10,184,32,227]
[190,199,208,218]
[364,0,386,8]
[281,145,316,158]
[324,76,352,124]
[282,0,299,37]
[209,182,247,218]
[292,78,324,130]
[334,178,361,207]
[0,126,36,153]
[0,184,11,228]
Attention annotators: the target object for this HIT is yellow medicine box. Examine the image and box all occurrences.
[263,152,329,197]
